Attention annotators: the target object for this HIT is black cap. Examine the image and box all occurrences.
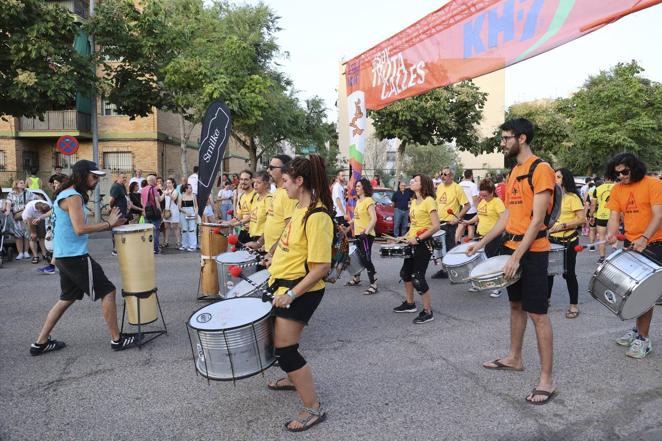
[72,160,105,176]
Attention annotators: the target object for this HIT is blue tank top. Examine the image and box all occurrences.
[53,188,88,257]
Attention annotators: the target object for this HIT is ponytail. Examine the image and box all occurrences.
[284,154,333,224]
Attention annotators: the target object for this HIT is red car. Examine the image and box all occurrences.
[372,187,394,236]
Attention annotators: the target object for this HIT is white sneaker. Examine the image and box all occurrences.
[489,289,503,298]
[616,328,638,347]
[15,252,23,260]
[626,336,652,359]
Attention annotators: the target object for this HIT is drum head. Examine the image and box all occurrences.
[470,255,510,278]
[226,270,271,298]
[113,224,154,233]
[433,230,445,239]
[550,244,565,251]
[188,297,272,331]
[216,250,255,264]
[448,242,479,254]
[349,245,357,254]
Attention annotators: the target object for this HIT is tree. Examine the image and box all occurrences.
[1,0,96,118]
[404,143,460,179]
[370,81,487,185]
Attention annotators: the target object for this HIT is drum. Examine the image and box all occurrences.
[379,243,414,258]
[588,249,662,320]
[441,242,486,284]
[113,224,158,325]
[431,230,447,261]
[347,245,365,276]
[187,297,275,381]
[199,223,230,297]
[469,255,522,291]
[225,270,271,299]
[548,243,566,276]
[215,250,259,297]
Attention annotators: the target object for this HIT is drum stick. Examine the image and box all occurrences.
[446,209,462,222]
[382,234,407,243]
[574,234,625,252]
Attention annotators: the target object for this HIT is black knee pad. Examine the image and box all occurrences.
[411,272,429,294]
[400,268,412,282]
[274,344,306,373]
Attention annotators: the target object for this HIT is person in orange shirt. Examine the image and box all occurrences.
[467,118,557,405]
[605,153,662,359]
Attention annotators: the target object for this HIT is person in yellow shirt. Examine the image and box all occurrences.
[223,170,254,244]
[547,168,586,319]
[346,178,378,294]
[432,166,470,279]
[590,175,615,263]
[262,155,333,432]
[246,171,272,242]
[392,174,440,324]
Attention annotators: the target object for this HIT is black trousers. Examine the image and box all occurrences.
[547,236,579,305]
[355,234,376,283]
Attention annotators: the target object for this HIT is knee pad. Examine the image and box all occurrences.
[274,344,306,373]
[411,272,429,294]
[400,268,412,282]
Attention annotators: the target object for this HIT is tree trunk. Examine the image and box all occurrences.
[179,114,189,178]
[248,137,257,172]
[394,140,407,189]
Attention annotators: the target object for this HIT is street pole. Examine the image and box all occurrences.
[89,0,101,221]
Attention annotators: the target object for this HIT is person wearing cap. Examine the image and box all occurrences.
[30,160,138,356]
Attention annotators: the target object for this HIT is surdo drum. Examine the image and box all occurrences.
[215,250,259,297]
[441,242,486,284]
[347,245,366,276]
[186,297,275,381]
[225,270,271,299]
[589,249,662,320]
[113,224,158,325]
[469,255,522,291]
[547,243,566,276]
[199,223,230,297]
[431,230,447,261]
[379,243,414,259]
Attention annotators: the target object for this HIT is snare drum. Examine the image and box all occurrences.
[113,224,158,325]
[347,245,366,275]
[199,223,230,297]
[215,250,259,297]
[225,270,270,299]
[588,249,662,320]
[469,255,522,291]
[431,230,446,261]
[379,243,414,259]
[187,297,275,381]
[442,242,486,284]
[547,243,566,276]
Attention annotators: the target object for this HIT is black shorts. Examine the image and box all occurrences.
[463,213,475,221]
[502,246,549,314]
[34,219,47,239]
[55,255,115,302]
[595,218,608,227]
[274,289,324,325]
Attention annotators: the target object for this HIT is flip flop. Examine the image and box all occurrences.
[565,310,579,319]
[267,378,296,391]
[483,358,524,371]
[526,388,558,405]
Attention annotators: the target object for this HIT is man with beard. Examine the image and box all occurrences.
[467,118,557,405]
[30,160,137,355]
[225,170,255,244]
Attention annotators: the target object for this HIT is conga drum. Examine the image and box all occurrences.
[199,223,230,297]
[113,224,158,325]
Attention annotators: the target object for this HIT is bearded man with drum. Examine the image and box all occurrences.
[467,118,557,405]
[605,153,662,359]
[30,160,136,356]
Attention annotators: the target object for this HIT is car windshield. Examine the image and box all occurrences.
[372,190,393,205]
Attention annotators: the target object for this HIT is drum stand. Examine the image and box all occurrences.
[120,289,168,349]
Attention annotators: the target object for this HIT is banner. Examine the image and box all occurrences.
[346,91,367,216]
[345,0,661,110]
[197,101,232,217]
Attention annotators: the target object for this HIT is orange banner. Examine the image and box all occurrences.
[345,0,661,110]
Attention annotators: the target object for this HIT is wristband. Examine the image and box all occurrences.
[106,221,111,230]
[286,289,296,300]
[642,235,649,242]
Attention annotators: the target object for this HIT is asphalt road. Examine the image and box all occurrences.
[1,234,661,441]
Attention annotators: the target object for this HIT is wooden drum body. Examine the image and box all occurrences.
[113,224,158,325]
[199,223,230,297]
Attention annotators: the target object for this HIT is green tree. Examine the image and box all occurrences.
[370,81,487,185]
[404,143,460,179]
[0,0,96,118]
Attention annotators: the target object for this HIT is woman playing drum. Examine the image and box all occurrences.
[547,168,585,318]
[392,174,441,324]
[346,178,378,294]
[262,155,333,432]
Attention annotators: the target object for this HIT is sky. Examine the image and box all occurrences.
[246,1,662,122]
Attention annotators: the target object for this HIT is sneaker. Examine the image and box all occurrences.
[111,334,139,351]
[111,250,117,256]
[468,287,480,293]
[413,310,434,324]
[616,328,638,347]
[187,248,196,252]
[431,270,448,279]
[626,336,652,359]
[15,252,23,260]
[30,337,66,356]
[597,256,605,264]
[178,246,186,251]
[393,301,417,313]
[588,245,596,252]
[37,264,56,275]
[489,289,503,298]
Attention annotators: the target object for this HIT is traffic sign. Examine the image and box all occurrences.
[56,135,79,156]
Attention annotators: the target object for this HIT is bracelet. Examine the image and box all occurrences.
[642,235,649,241]
[106,221,111,230]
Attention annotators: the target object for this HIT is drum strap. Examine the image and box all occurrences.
[549,232,578,245]
[268,277,304,292]
[504,230,546,242]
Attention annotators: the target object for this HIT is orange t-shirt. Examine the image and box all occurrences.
[605,176,662,243]
[504,156,555,252]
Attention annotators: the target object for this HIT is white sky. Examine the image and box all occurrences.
[247,1,662,123]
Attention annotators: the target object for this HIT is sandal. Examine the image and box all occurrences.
[285,404,327,432]
[31,256,40,264]
[525,388,557,405]
[162,242,169,248]
[345,276,361,286]
[267,378,296,391]
[363,283,378,295]
[565,309,579,319]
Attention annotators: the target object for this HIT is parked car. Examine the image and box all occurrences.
[372,187,394,236]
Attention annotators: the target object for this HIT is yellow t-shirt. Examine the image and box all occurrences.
[353,197,376,236]
[238,189,255,230]
[476,197,505,237]
[436,182,468,221]
[550,193,583,238]
[268,203,333,296]
[248,192,272,237]
[593,182,615,221]
[407,196,437,239]
[263,187,297,250]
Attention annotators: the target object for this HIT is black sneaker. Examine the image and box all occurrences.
[30,337,66,356]
[413,310,434,324]
[393,301,417,313]
[111,334,139,351]
[431,270,448,279]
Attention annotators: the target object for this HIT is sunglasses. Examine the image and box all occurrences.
[615,169,630,176]
[267,165,282,171]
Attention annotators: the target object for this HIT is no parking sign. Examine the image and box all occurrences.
[56,135,79,155]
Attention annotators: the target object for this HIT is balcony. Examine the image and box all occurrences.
[18,110,92,136]
[47,0,90,19]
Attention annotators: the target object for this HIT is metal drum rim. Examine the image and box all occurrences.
[186,299,273,332]
[112,224,155,234]
[194,359,276,382]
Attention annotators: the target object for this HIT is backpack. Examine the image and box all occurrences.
[303,206,347,283]
[514,158,562,229]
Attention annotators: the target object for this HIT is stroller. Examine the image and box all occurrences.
[0,210,16,267]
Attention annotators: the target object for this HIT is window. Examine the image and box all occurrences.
[103,152,133,172]
[54,151,78,169]
[0,150,5,170]
[102,99,123,116]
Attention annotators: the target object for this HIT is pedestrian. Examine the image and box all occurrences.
[109,172,130,256]
[590,174,615,263]
[163,177,181,248]
[188,166,199,195]
[128,181,144,222]
[217,181,234,221]
[245,171,272,246]
[22,198,52,264]
[26,166,42,190]
[7,178,36,260]
[456,169,480,243]
[129,169,143,186]
[140,174,164,254]
[391,181,413,238]
[178,184,198,251]
[331,170,348,226]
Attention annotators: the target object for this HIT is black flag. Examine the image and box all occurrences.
[197,100,231,217]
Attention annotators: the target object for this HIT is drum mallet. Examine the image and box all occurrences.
[228,265,290,308]
[446,208,462,222]
[574,234,625,252]
[227,234,240,252]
